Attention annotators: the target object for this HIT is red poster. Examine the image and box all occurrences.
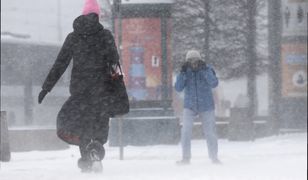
[115,18,172,101]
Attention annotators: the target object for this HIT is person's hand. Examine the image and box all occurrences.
[199,61,206,68]
[191,60,206,70]
[38,89,48,104]
[181,62,190,73]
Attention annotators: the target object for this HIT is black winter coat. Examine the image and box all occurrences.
[42,14,119,145]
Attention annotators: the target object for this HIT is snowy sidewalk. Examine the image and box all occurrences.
[1,133,307,180]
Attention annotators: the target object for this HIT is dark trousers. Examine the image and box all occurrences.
[79,113,110,160]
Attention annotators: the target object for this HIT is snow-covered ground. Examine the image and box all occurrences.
[1,133,306,180]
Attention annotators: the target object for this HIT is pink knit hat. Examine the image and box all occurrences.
[82,0,100,15]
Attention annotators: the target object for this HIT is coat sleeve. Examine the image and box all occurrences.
[175,72,187,92]
[202,65,218,88]
[42,33,74,92]
[104,30,119,66]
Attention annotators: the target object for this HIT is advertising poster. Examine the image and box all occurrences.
[116,18,172,101]
[281,43,307,97]
[281,0,307,97]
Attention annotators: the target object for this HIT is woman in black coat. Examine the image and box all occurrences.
[38,1,119,172]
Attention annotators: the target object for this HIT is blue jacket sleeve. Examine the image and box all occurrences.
[175,72,187,92]
[202,66,218,88]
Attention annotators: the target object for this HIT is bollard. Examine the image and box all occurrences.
[228,107,254,141]
[228,94,254,141]
[0,111,11,162]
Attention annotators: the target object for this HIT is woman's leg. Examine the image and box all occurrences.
[181,109,196,161]
[78,116,108,172]
[78,137,92,172]
[199,110,219,162]
[77,103,108,172]
[91,113,110,160]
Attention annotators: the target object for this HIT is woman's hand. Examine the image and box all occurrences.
[38,89,48,104]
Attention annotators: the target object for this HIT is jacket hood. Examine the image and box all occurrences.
[73,13,104,36]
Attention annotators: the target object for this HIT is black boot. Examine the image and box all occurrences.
[86,140,105,173]
[77,158,92,173]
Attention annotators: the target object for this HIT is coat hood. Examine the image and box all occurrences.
[73,13,104,36]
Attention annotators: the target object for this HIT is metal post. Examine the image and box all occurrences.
[118,118,124,160]
[114,0,124,160]
[268,0,282,134]
[24,59,33,125]
[115,0,123,64]
[111,2,115,33]
[161,16,169,102]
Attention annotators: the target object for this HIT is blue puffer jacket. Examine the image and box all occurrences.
[175,64,218,113]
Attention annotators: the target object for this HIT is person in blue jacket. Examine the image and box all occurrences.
[175,50,220,164]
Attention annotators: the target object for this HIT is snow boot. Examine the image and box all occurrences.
[211,158,222,164]
[78,158,92,173]
[176,158,190,165]
[86,140,105,173]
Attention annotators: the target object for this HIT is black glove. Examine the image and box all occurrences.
[198,61,207,69]
[181,62,190,73]
[38,89,48,104]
